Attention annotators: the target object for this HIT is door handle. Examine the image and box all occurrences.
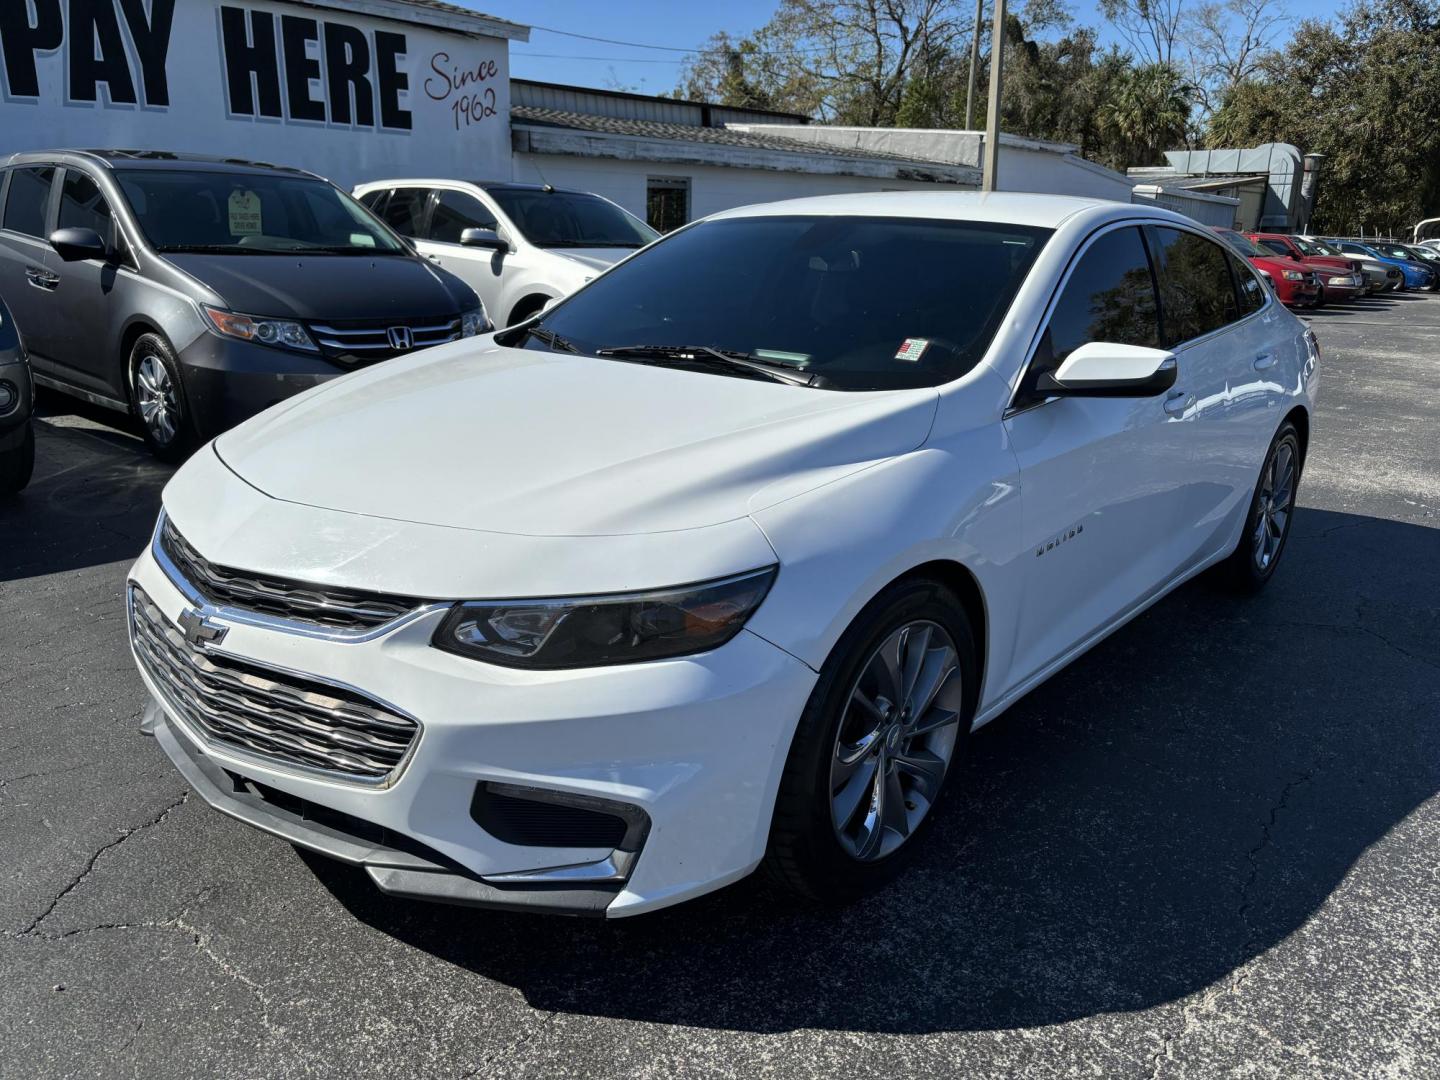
[1253,352,1276,370]
[1163,390,1194,417]
[24,266,59,291]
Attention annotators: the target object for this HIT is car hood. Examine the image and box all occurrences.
[164,253,471,321]
[214,341,939,537]
[1301,256,1354,272]
[1251,254,1312,275]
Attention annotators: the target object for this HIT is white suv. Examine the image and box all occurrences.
[354,180,658,328]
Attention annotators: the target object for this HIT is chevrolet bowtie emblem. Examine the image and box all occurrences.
[178,608,229,650]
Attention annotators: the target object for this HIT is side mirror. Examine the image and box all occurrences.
[460,227,508,251]
[49,227,108,263]
[1037,342,1178,398]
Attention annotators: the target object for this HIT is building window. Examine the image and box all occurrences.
[647,176,689,234]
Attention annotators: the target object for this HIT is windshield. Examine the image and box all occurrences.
[1406,245,1440,261]
[485,188,659,249]
[1217,230,1268,258]
[515,215,1052,391]
[1304,239,1343,256]
[117,170,406,254]
[1375,244,1418,260]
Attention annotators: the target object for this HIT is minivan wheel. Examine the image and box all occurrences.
[0,422,35,495]
[1220,421,1302,593]
[128,334,195,462]
[764,578,978,903]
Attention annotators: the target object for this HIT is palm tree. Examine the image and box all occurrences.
[1102,63,1195,165]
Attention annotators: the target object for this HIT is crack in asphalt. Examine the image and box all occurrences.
[9,791,189,937]
[455,1011,562,1080]
[1145,771,1313,1080]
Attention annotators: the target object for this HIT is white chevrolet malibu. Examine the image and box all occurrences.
[128,193,1318,917]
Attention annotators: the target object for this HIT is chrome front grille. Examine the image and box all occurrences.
[159,519,424,631]
[309,316,461,364]
[130,586,419,782]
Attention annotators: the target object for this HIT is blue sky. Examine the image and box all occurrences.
[470,0,1353,96]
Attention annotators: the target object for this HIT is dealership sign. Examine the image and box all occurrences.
[0,0,511,186]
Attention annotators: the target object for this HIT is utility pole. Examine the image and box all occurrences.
[964,0,984,129]
[981,0,1006,192]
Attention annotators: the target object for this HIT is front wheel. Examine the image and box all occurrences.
[764,578,978,903]
[128,333,195,463]
[1220,421,1302,593]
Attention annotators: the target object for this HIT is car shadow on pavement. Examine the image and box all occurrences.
[309,506,1440,1036]
[0,412,171,582]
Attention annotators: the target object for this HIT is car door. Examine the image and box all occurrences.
[417,187,505,317]
[1003,223,1197,686]
[1148,224,1281,572]
[43,167,131,399]
[0,165,60,365]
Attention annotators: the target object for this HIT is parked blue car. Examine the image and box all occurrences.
[1331,240,1438,291]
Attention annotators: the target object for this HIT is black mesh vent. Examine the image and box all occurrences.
[472,787,630,849]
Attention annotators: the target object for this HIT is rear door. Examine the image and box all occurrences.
[1149,225,1284,570]
[1004,223,1196,686]
[0,165,60,364]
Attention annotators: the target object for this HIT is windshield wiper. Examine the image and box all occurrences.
[594,344,830,388]
[523,326,580,353]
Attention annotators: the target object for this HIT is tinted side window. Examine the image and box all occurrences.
[1153,227,1240,345]
[428,190,497,244]
[58,170,113,238]
[380,188,428,237]
[1023,226,1159,396]
[2,166,56,238]
[1229,252,1267,314]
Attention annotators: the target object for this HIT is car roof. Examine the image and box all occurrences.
[703,190,1169,230]
[1,149,320,179]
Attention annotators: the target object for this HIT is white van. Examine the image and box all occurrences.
[354,180,658,328]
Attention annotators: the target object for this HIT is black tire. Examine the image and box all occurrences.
[127,333,196,463]
[764,577,979,904]
[1220,420,1303,593]
[0,422,35,495]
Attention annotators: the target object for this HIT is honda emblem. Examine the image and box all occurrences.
[387,326,414,351]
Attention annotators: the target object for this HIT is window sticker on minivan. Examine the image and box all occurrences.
[228,190,262,236]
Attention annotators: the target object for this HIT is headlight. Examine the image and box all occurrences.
[202,306,318,352]
[1327,275,1352,285]
[1282,270,1304,281]
[432,566,778,669]
[461,307,491,337]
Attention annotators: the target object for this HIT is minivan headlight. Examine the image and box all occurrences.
[432,567,778,669]
[202,306,318,352]
[461,306,491,337]
[1282,270,1304,281]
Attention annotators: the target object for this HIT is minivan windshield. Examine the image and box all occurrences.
[116,170,406,255]
[485,188,659,249]
[515,215,1052,391]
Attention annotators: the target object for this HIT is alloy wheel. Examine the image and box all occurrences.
[829,620,964,862]
[1252,438,1297,570]
[135,354,178,445]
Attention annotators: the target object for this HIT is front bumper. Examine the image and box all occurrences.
[127,533,817,917]
[174,334,341,441]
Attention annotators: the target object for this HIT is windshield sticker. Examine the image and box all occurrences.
[895,338,930,362]
[228,190,262,236]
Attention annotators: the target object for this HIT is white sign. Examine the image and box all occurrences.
[0,0,512,188]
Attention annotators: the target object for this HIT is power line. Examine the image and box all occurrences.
[513,52,689,64]
[526,25,705,53]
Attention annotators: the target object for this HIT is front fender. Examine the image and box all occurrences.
[746,433,1023,716]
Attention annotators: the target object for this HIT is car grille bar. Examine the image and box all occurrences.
[309,318,461,355]
[130,586,419,782]
[159,518,425,632]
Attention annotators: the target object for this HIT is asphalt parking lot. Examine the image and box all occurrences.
[2,293,1437,1079]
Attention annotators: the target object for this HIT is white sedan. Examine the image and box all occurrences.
[127,193,1318,917]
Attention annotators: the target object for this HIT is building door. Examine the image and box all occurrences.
[646,177,689,234]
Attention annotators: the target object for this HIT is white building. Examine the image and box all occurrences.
[0,0,1226,227]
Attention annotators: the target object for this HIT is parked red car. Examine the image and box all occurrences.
[1212,228,1322,308]
[1246,232,1365,303]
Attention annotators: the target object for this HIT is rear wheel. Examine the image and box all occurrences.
[1220,421,1302,593]
[128,333,195,463]
[765,578,978,903]
[0,422,35,495]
